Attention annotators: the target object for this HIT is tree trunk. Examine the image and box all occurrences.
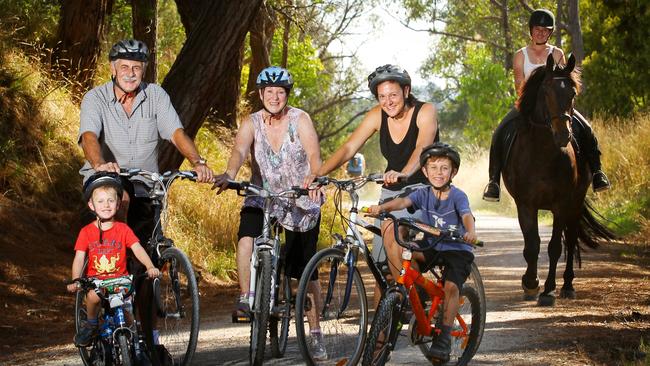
[555,0,564,47]
[567,0,585,65]
[500,0,513,70]
[158,0,263,171]
[132,0,158,83]
[53,0,112,95]
[174,0,210,36]
[245,3,276,112]
[281,14,291,68]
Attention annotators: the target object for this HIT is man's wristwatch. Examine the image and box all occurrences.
[192,157,207,166]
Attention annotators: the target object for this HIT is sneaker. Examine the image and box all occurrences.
[427,330,451,363]
[310,332,328,361]
[592,170,611,192]
[231,295,251,323]
[482,181,500,202]
[74,323,97,347]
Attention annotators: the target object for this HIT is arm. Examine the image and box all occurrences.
[80,132,121,173]
[316,106,381,176]
[67,251,87,292]
[170,129,214,183]
[213,116,255,193]
[553,47,566,66]
[130,243,160,278]
[513,49,525,96]
[461,212,477,243]
[368,196,413,214]
[296,112,324,198]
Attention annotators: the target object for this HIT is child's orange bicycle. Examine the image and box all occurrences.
[361,211,486,366]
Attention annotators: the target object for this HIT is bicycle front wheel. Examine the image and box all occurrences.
[154,247,199,366]
[416,286,484,366]
[75,290,110,366]
[295,247,368,366]
[269,267,291,358]
[362,291,402,366]
[117,332,133,366]
[250,250,272,365]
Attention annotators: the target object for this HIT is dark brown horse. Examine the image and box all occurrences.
[502,53,615,306]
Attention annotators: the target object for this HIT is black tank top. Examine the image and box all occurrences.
[380,101,439,191]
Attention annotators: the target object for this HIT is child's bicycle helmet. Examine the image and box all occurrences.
[83,172,124,202]
[419,142,461,170]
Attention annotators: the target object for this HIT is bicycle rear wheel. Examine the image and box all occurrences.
[295,247,368,366]
[250,250,272,365]
[269,267,291,358]
[154,247,199,366]
[362,291,402,366]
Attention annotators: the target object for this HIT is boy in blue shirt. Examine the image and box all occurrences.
[368,142,476,363]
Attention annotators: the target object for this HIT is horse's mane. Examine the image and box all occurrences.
[516,64,581,118]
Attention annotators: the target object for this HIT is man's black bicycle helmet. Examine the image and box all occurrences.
[529,9,555,33]
[83,172,124,202]
[367,64,411,98]
[108,39,149,62]
[419,142,461,170]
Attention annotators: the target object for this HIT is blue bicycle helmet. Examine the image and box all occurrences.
[256,66,294,90]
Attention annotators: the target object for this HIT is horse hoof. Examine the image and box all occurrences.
[538,293,556,306]
[560,288,576,299]
[522,285,540,301]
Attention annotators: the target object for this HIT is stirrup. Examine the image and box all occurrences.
[482,182,501,202]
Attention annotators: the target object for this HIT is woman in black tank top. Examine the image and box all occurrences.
[312,64,439,287]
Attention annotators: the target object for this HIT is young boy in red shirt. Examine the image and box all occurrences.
[67,172,159,346]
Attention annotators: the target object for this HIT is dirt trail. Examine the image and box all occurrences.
[5,213,650,365]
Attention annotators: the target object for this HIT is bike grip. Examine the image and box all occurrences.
[471,239,484,247]
[360,206,369,213]
[292,186,310,197]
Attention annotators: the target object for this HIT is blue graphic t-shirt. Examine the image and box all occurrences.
[408,185,473,252]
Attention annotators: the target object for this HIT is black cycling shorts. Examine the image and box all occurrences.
[238,206,320,281]
[420,242,474,290]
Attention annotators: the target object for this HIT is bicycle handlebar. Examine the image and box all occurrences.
[363,210,484,251]
[224,179,310,199]
[119,168,198,183]
[69,273,149,300]
[309,173,387,191]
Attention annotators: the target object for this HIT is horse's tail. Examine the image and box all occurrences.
[577,200,618,249]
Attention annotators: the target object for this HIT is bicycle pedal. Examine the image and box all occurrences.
[232,314,252,323]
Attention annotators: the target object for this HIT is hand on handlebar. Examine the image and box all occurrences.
[94,162,121,173]
[146,267,161,279]
[192,163,214,183]
[212,172,233,194]
[383,170,407,185]
[365,205,383,215]
[66,282,80,293]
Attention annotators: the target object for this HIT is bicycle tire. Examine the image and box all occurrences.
[154,247,199,366]
[250,250,272,366]
[75,290,111,366]
[117,333,133,366]
[416,286,484,366]
[269,269,291,358]
[295,247,368,366]
[362,291,402,366]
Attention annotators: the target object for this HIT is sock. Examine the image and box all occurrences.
[440,324,452,337]
[87,317,98,328]
[310,329,322,336]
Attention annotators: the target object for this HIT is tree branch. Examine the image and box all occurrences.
[319,108,369,141]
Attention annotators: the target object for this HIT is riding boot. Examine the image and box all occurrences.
[427,325,452,363]
[572,111,611,192]
[483,108,518,202]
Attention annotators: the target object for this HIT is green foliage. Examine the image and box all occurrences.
[457,45,515,146]
[0,0,59,45]
[580,0,649,117]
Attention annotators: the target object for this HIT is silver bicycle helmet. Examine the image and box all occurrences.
[367,64,411,97]
[108,39,149,62]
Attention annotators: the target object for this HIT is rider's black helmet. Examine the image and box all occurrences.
[419,142,461,170]
[367,64,411,98]
[256,66,294,91]
[529,9,555,34]
[83,172,124,202]
[108,39,149,62]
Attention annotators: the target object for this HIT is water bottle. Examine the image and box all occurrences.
[152,329,160,345]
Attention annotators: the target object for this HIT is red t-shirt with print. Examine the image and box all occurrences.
[74,222,140,279]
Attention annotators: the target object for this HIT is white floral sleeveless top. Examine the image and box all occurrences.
[244,107,321,232]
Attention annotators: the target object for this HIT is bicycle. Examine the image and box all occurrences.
[73,273,149,366]
[120,168,200,366]
[293,174,393,366]
[223,180,309,365]
[361,212,486,366]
